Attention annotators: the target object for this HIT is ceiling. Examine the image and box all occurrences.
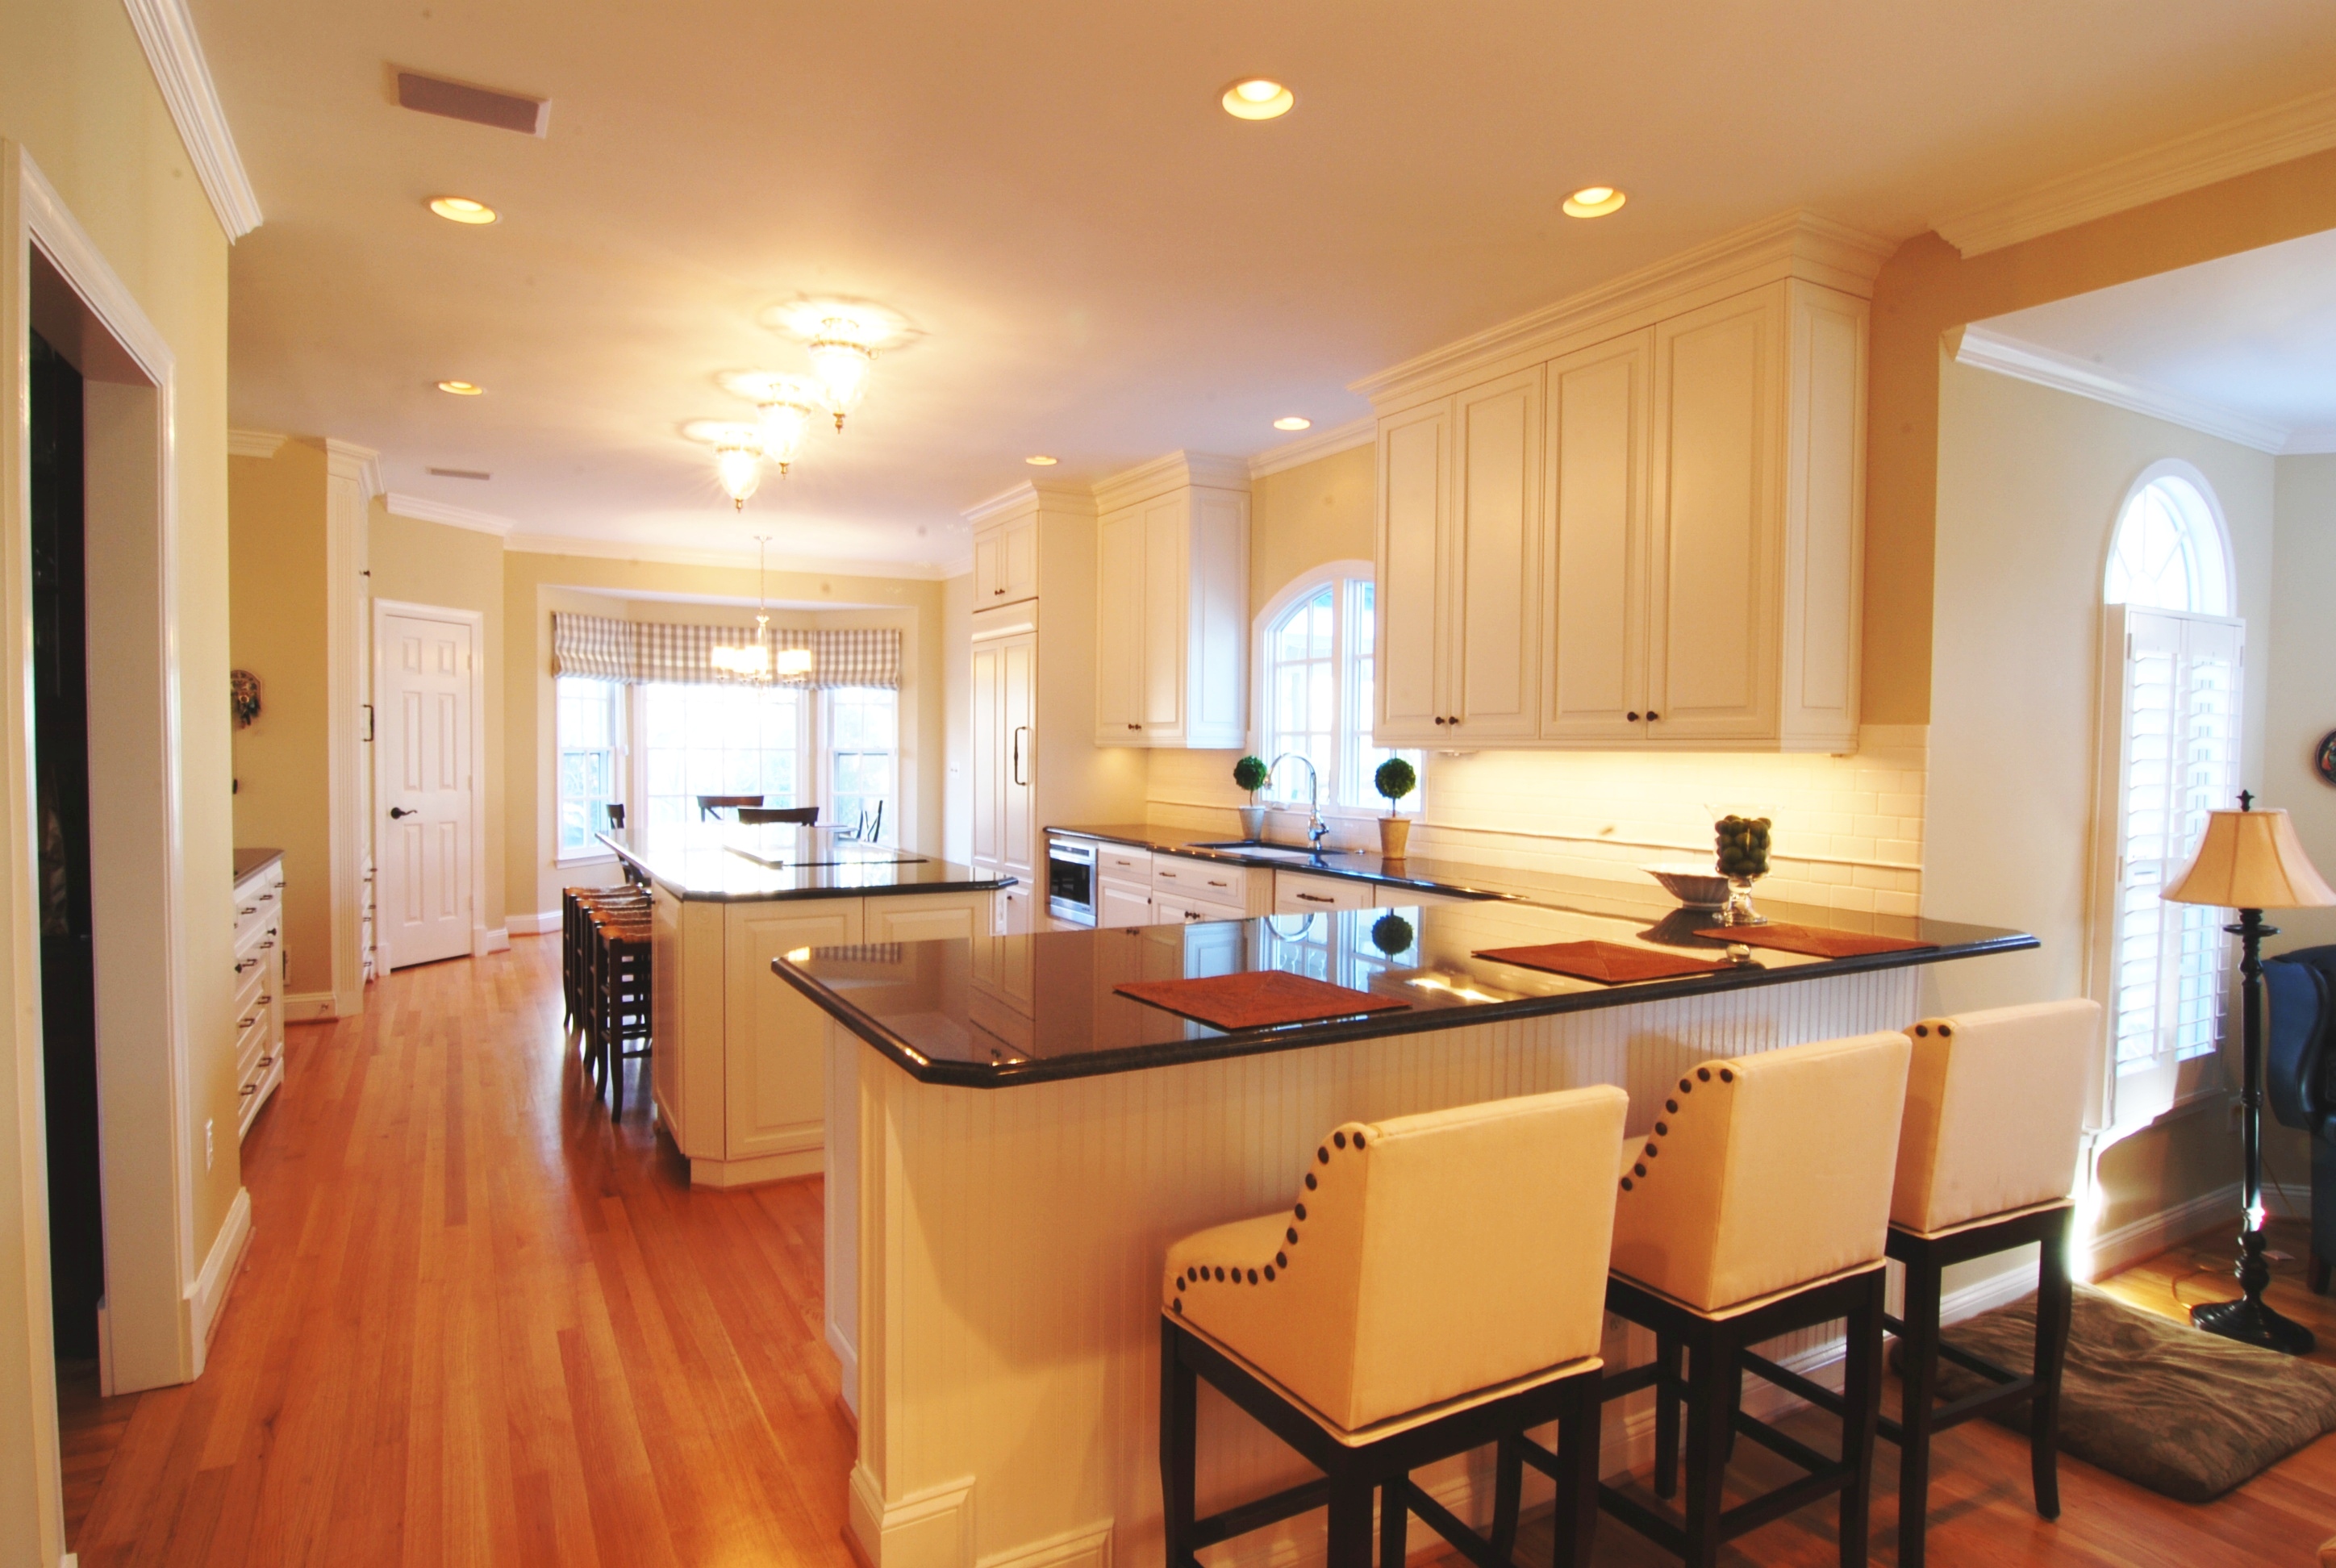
[1977,226,2336,452]
[195,0,2336,569]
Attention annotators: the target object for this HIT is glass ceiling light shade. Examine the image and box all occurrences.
[753,377,825,473]
[714,432,765,511]
[774,646,814,677]
[807,318,877,429]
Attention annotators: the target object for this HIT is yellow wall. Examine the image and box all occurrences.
[1249,444,1375,619]
[942,572,973,864]
[2267,454,2336,952]
[230,443,332,995]
[370,507,508,937]
[1,0,236,1553]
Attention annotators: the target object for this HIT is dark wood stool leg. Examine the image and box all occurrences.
[1159,1323,1199,1568]
[1894,1246,1942,1568]
[1654,1331,1683,1499]
[1553,1377,1601,1568]
[1839,1270,1883,1568]
[1489,1438,1524,1558]
[1683,1324,1732,1568]
[1379,1476,1408,1568]
[2313,1251,2333,1296]
[1324,1472,1374,1568]
[2029,1209,2073,1521]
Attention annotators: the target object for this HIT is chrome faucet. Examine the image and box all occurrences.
[1268,752,1332,862]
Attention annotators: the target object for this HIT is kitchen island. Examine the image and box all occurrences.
[778,880,2034,1568]
[599,826,1010,1186]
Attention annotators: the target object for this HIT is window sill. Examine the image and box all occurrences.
[556,851,618,869]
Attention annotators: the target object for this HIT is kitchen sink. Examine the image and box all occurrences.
[1185,840,1352,864]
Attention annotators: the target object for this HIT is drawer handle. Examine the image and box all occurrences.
[257,940,275,950]
[1206,880,1229,889]
[236,958,258,974]
[259,995,273,1005]
[238,1015,257,1028]
[240,905,258,915]
[1295,893,1333,903]
[994,587,1004,595]
[240,1084,257,1097]
[1158,872,1175,880]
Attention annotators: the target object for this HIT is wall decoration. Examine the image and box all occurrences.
[232,669,261,728]
[2317,731,2336,787]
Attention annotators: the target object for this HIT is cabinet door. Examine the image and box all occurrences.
[997,512,1039,603]
[725,899,863,1163]
[1000,631,1037,879]
[1183,488,1249,748]
[1097,880,1156,928]
[865,893,982,944]
[973,523,1003,603]
[1375,401,1449,746]
[970,640,1002,865]
[1543,331,1654,744]
[1140,494,1188,742]
[1449,369,1542,742]
[1095,505,1147,743]
[1649,289,1782,743]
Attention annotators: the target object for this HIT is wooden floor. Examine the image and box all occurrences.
[55,938,2336,1565]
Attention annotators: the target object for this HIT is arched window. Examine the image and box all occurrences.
[1254,564,1420,814]
[2094,461,2242,1132]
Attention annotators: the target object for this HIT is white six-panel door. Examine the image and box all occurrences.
[378,607,476,968]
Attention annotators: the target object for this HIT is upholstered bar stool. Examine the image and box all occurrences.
[564,885,648,1034]
[1535,1031,1910,1568]
[1867,999,2095,1568]
[1159,1086,1628,1568]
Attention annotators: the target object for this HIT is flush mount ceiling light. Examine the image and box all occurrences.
[724,371,826,474]
[428,195,499,224]
[1273,416,1312,431]
[683,420,767,510]
[436,379,483,395]
[1562,186,1628,218]
[765,299,909,432]
[1024,455,1059,466]
[1221,77,1295,119]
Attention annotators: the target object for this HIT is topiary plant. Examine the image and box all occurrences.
[1374,756,1417,816]
[1233,754,1270,801]
[1370,911,1414,958]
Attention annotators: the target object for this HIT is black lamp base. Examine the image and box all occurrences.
[2192,1293,2317,1356]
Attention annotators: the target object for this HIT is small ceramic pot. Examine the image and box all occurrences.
[1237,805,1269,842]
[1379,817,1411,858]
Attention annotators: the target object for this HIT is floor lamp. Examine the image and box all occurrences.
[2162,793,2336,1355]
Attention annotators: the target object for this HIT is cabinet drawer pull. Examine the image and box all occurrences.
[240,1083,257,1096]
[1206,880,1229,890]
[238,1015,257,1028]
[257,1055,273,1069]
[993,586,1004,595]
[257,940,275,950]
[1295,893,1333,903]
[259,995,273,1005]
[236,958,259,974]
[1158,871,1176,880]
[240,905,258,915]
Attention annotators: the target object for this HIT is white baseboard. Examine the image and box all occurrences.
[282,992,336,1022]
[828,1320,860,1420]
[978,1521,1112,1568]
[185,1186,252,1377]
[2086,1181,2244,1281]
[850,1466,974,1568]
[471,925,511,957]
[507,910,560,936]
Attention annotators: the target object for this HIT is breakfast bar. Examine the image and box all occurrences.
[778,882,2034,1568]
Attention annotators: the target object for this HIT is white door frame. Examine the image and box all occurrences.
[371,598,490,967]
[2,140,203,1563]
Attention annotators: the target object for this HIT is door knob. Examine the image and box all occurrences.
[389,806,415,819]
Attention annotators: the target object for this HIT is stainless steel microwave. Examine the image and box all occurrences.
[1047,836,1097,925]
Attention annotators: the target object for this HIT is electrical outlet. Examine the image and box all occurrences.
[205,1118,215,1172]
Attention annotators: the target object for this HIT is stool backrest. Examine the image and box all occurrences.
[1611,1032,1911,1313]
[1242,1085,1625,1430]
[1892,998,2097,1235]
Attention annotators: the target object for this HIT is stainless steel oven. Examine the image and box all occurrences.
[1047,836,1098,926]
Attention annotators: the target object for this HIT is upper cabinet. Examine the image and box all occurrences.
[1366,215,1879,754]
[1093,453,1249,748]
[972,506,1039,607]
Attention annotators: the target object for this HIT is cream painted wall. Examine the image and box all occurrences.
[1249,444,1375,619]
[2267,456,2336,952]
[370,507,509,939]
[230,443,332,996]
[2,0,238,1553]
[942,572,973,865]
[501,552,947,924]
[1925,358,2275,1235]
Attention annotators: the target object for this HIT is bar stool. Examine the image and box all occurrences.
[1540,1031,1910,1568]
[564,885,648,1034]
[1859,999,2094,1568]
[1160,1086,1629,1568]
[586,904,653,1114]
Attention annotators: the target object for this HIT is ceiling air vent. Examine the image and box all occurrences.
[394,69,549,136]
[428,467,492,481]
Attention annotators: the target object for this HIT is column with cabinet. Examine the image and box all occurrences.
[1368,217,1874,754]
[1092,452,1249,749]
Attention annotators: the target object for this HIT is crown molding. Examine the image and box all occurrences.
[385,492,515,537]
[1350,210,1896,408]
[1934,85,2336,259]
[1248,416,1376,479]
[2283,424,2336,457]
[120,0,262,240]
[1954,326,2290,454]
[1092,450,1249,514]
[505,531,954,580]
[962,478,1097,527]
[321,439,382,498]
[225,427,285,459]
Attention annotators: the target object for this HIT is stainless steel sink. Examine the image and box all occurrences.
[1185,840,1349,864]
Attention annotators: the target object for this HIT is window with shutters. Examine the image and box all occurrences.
[2092,464,2241,1132]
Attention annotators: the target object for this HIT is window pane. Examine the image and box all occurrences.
[828,686,899,843]
[639,681,803,854]
[555,677,622,855]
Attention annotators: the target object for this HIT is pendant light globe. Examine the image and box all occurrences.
[807,318,877,429]
[715,433,765,510]
[756,377,824,473]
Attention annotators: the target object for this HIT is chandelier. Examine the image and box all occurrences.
[712,537,814,682]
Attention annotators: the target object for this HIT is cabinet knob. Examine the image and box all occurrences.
[993,588,1004,595]
[1128,723,1141,730]
[1433,716,1446,726]
[1646,711,1659,721]
[1627,711,1641,722]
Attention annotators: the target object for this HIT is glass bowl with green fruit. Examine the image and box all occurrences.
[1713,815,1772,925]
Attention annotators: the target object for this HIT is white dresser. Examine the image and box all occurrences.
[232,850,286,1138]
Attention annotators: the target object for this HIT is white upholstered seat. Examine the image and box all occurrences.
[1162,1084,1628,1433]
[1890,999,2099,1236]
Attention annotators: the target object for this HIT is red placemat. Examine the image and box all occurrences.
[1473,940,1733,984]
[1690,922,1935,957]
[1113,970,1410,1031]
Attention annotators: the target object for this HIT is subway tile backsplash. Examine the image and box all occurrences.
[1143,726,1929,919]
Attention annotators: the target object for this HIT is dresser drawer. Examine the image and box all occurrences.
[1151,855,1252,907]
[234,872,283,946]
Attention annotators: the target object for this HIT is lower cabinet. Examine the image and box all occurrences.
[1274,869,1374,914]
[1098,878,1155,928]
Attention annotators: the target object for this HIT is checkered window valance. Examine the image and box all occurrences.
[551,612,899,690]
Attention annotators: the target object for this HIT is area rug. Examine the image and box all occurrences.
[1914,1285,2336,1502]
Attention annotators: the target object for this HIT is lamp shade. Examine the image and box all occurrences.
[2163,807,2336,910]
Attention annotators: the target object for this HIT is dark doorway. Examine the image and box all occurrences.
[31,329,102,1360]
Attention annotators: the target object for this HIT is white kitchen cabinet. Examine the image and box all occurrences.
[1097,880,1155,929]
[1543,329,1654,744]
[1374,402,1446,747]
[232,856,286,1139]
[1152,890,1246,925]
[1092,453,1249,748]
[972,507,1038,607]
[971,617,1037,910]
[1274,869,1374,914]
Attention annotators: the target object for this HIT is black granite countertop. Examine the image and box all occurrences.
[776,884,2034,1087]
[599,828,1012,903]
[233,847,283,882]
[1050,822,1628,905]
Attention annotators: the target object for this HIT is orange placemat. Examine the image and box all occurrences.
[1113,970,1410,1031]
[1473,940,1734,984]
[1690,922,1935,957]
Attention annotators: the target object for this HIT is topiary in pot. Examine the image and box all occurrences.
[1374,757,1417,858]
[1233,755,1270,841]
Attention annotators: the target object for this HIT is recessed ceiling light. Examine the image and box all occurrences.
[1024,455,1059,466]
[1221,78,1295,120]
[1562,186,1627,219]
[436,380,484,395]
[1273,416,1312,432]
[428,196,499,225]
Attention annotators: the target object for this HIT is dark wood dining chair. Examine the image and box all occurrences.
[696,794,764,821]
[737,806,818,825]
